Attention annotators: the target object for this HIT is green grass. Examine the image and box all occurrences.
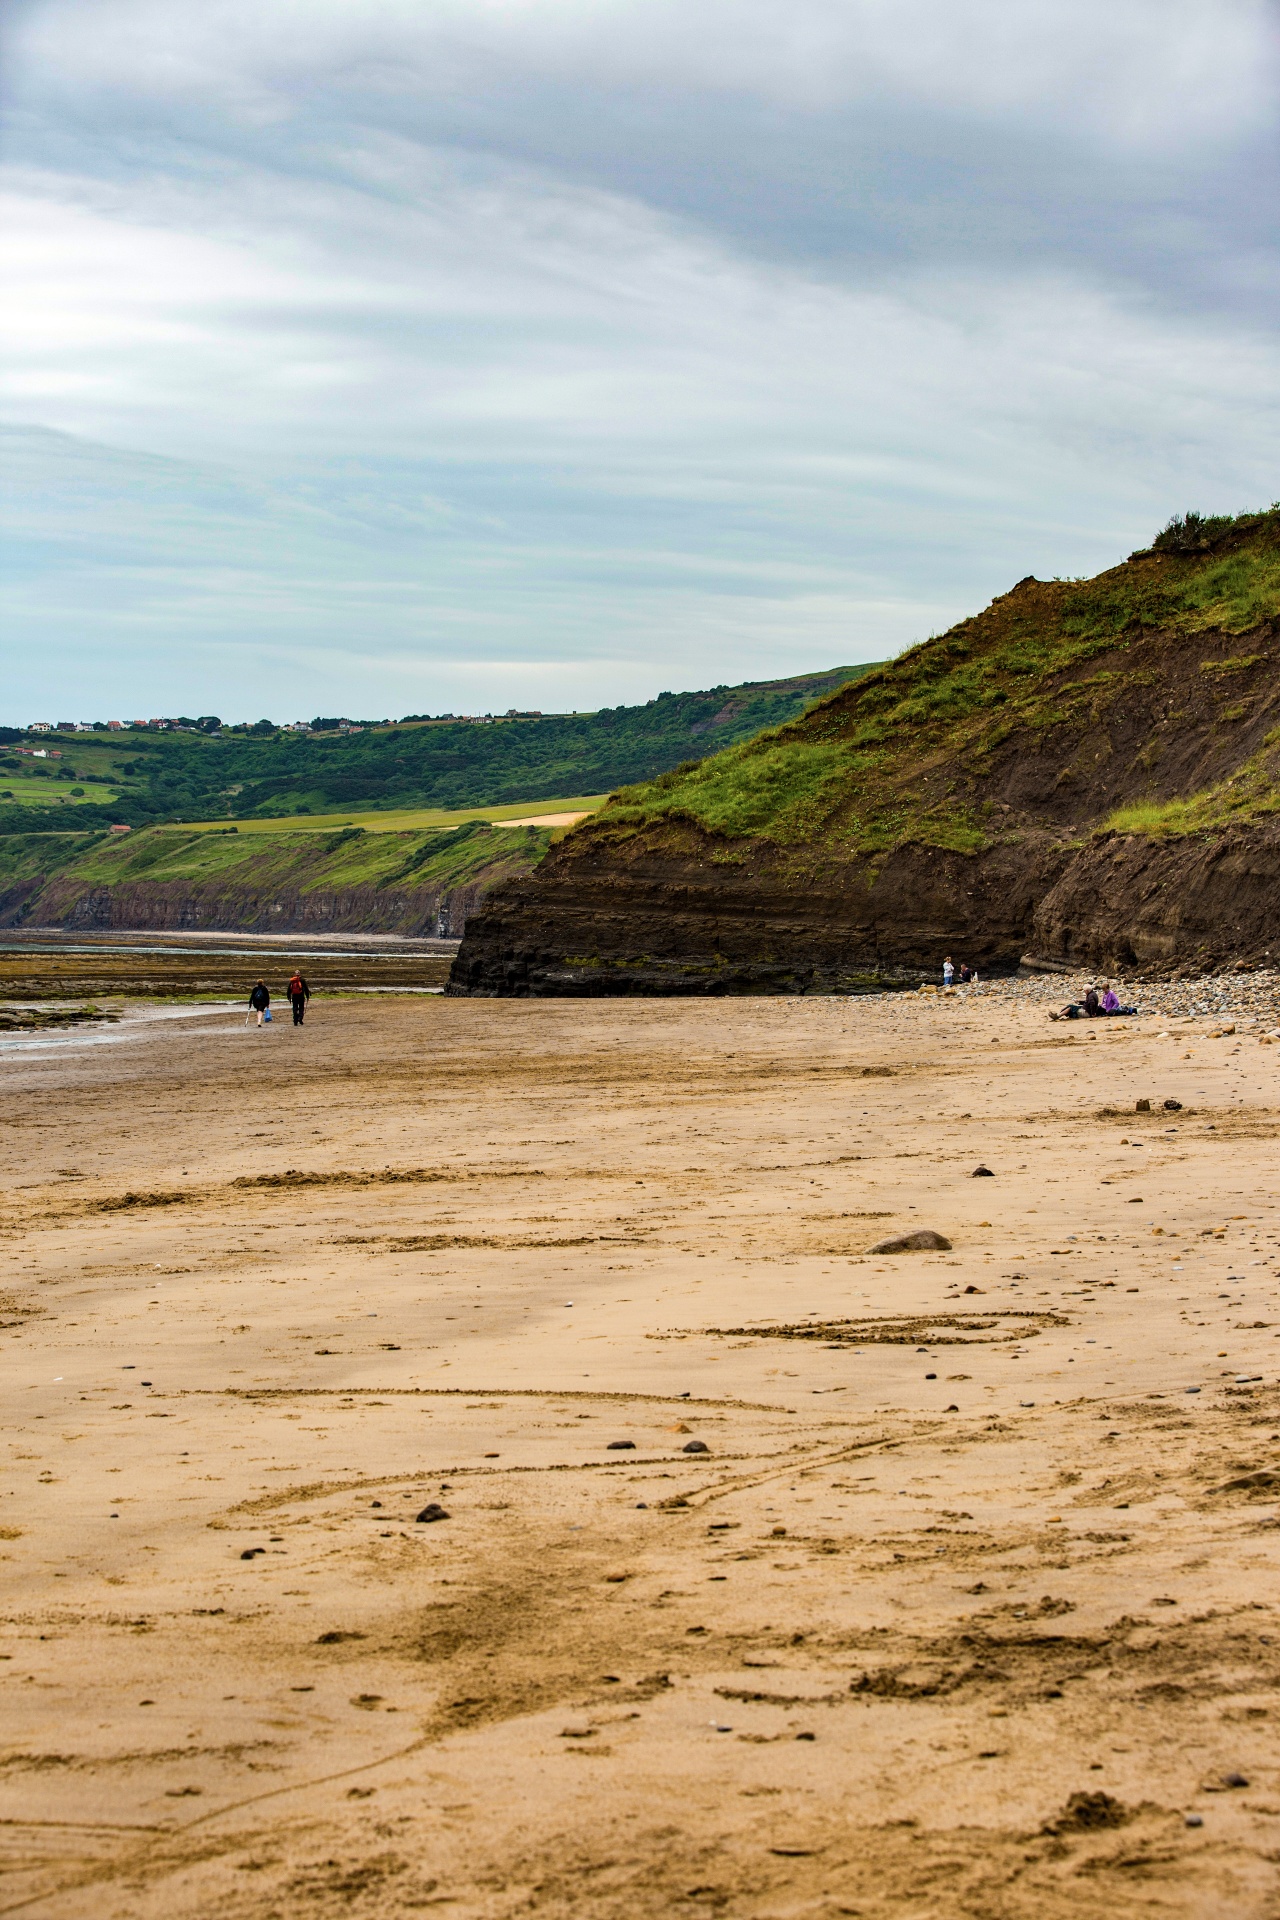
[0,779,120,808]
[180,794,608,834]
[57,819,553,892]
[0,830,107,886]
[1102,741,1280,839]
[1102,798,1207,836]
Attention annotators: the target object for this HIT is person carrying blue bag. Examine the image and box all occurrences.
[248,979,271,1027]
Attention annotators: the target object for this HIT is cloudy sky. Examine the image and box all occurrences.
[2,1,1278,723]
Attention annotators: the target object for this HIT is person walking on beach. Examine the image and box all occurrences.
[287,968,311,1026]
[248,979,271,1027]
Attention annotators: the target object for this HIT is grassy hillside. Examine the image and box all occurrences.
[588,508,1280,861]
[0,831,107,889]
[1,664,879,836]
[0,820,554,932]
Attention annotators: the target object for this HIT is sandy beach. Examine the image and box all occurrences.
[3,985,1280,1917]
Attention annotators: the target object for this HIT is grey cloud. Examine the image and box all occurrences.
[1,1,1279,717]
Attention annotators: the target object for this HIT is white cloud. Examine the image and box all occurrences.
[15,0,1274,146]
[1,0,1278,719]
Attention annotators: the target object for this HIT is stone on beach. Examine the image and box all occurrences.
[867,1229,953,1253]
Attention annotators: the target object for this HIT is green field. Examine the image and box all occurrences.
[0,777,121,808]
[180,794,608,834]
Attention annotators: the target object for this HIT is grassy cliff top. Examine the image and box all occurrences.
[0,819,553,901]
[582,508,1280,861]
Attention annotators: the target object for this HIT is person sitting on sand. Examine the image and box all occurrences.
[1082,985,1100,1017]
[958,962,972,984]
[1100,983,1120,1013]
[249,979,270,1027]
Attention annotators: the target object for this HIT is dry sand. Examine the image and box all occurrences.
[3,989,1280,1918]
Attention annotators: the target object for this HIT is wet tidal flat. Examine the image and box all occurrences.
[3,990,1280,1917]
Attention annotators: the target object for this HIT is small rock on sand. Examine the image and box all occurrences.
[416,1503,450,1523]
[868,1229,952,1253]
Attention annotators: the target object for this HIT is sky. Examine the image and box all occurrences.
[2,1,1279,724]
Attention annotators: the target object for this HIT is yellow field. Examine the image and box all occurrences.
[180,794,610,834]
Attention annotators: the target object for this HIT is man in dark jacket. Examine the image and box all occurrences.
[249,979,270,1027]
[287,969,311,1026]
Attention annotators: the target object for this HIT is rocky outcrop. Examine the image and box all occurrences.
[448,830,1074,994]
[1026,821,1280,974]
[17,875,492,937]
[452,815,1280,996]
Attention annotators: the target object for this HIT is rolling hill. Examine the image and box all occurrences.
[448,509,1280,994]
[1,664,879,835]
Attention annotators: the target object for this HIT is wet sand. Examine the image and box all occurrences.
[3,990,1280,1917]
[0,931,455,1003]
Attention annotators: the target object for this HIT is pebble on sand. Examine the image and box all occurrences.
[868,1229,953,1253]
[682,1440,710,1454]
[416,1503,450,1523]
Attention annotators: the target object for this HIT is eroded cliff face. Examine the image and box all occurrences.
[448,829,1076,994]
[450,820,1280,995]
[15,876,489,937]
[1028,821,1280,973]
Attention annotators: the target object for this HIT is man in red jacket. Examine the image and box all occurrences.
[287,970,311,1026]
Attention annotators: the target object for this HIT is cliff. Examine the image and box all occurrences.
[0,819,552,936]
[449,509,1280,994]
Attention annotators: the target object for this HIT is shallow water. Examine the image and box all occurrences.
[0,1003,240,1056]
[0,939,449,960]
